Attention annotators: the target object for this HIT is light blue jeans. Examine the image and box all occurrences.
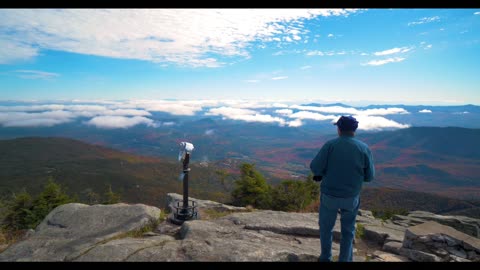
[318,193,360,262]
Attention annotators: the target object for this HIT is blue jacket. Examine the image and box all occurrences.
[310,135,375,198]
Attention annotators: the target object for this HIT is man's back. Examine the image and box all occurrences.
[310,135,374,198]
[312,115,375,262]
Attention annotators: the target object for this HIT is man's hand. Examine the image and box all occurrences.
[313,175,322,182]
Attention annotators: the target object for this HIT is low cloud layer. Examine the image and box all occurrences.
[283,110,408,130]
[0,111,74,127]
[206,106,286,125]
[85,116,157,129]
[353,115,410,130]
[290,105,409,116]
[419,109,432,113]
[289,111,338,121]
[0,100,412,131]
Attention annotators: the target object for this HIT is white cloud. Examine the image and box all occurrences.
[278,109,410,130]
[275,109,293,115]
[220,101,273,109]
[244,79,260,83]
[353,115,410,131]
[0,110,75,127]
[306,50,324,56]
[13,70,59,80]
[474,12,480,15]
[362,57,405,66]
[360,108,409,115]
[289,105,409,116]
[327,33,334,37]
[408,16,440,26]
[419,42,432,50]
[0,9,358,67]
[0,100,413,130]
[373,46,412,56]
[0,40,38,64]
[0,104,151,118]
[85,115,157,129]
[0,103,154,127]
[300,65,312,70]
[206,107,257,117]
[205,106,285,125]
[287,119,303,127]
[289,111,338,121]
[306,50,348,56]
[0,104,65,112]
[360,52,368,56]
[103,109,151,116]
[231,114,286,125]
[272,103,289,108]
[271,76,288,80]
[119,100,203,115]
[419,109,432,113]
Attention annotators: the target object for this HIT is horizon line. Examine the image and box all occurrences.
[0,99,477,107]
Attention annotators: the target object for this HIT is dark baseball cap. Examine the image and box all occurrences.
[333,115,359,132]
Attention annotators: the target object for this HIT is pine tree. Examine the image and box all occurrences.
[231,163,271,209]
[104,184,121,204]
[270,178,320,211]
[30,178,72,228]
[2,190,34,231]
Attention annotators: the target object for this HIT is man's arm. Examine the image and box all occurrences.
[310,142,330,179]
[364,147,375,182]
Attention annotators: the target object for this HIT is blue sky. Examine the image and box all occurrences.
[0,9,479,105]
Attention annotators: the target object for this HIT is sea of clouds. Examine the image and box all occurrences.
[0,99,418,131]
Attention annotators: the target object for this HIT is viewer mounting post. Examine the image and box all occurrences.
[170,141,198,225]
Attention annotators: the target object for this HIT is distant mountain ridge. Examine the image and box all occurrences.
[361,187,480,219]
[355,127,480,200]
[0,137,228,206]
[0,136,479,219]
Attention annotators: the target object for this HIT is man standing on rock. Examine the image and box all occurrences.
[310,115,375,262]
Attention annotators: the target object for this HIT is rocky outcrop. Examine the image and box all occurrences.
[166,193,247,214]
[400,221,480,262]
[2,193,480,262]
[392,211,480,238]
[0,203,161,261]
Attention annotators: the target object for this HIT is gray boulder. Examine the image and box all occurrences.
[363,223,406,246]
[399,248,442,262]
[402,221,480,262]
[75,235,176,261]
[382,241,403,255]
[9,194,479,262]
[176,216,332,261]
[166,193,247,214]
[408,211,480,238]
[0,203,161,261]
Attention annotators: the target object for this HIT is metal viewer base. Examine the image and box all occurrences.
[169,199,198,225]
